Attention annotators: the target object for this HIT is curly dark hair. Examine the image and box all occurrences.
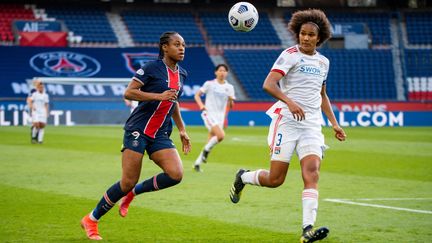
[288,9,332,47]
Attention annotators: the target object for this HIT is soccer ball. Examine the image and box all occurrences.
[228,2,259,32]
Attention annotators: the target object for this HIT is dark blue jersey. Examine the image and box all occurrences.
[124,59,187,139]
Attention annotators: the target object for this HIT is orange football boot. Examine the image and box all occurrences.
[119,191,135,217]
[80,214,102,240]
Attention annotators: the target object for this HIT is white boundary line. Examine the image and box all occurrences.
[324,198,432,215]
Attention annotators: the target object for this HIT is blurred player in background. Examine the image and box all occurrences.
[124,98,139,113]
[193,64,235,172]
[229,9,346,243]
[28,81,49,144]
[81,31,191,240]
[26,79,41,141]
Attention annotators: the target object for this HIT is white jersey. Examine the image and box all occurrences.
[31,91,49,123]
[266,45,329,127]
[130,100,139,112]
[200,79,235,129]
[201,79,235,115]
[31,91,49,113]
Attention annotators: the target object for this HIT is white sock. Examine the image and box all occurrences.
[302,188,319,229]
[204,136,218,151]
[32,127,38,138]
[240,170,263,186]
[194,151,204,166]
[38,128,45,142]
[89,211,99,222]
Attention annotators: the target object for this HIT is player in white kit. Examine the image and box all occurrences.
[124,99,139,113]
[229,9,346,243]
[29,81,49,144]
[193,64,235,172]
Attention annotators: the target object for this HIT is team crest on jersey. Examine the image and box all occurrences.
[318,60,326,69]
[123,52,158,74]
[274,146,281,154]
[30,51,101,77]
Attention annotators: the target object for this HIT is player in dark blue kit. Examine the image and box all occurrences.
[81,32,191,240]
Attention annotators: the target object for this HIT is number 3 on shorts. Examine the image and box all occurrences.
[276,133,282,146]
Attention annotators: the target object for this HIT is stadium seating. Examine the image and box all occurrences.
[404,11,432,45]
[225,49,396,101]
[45,8,117,43]
[200,12,280,45]
[0,4,36,42]
[404,49,432,100]
[284,11,391,45]
[320,49,396,100]
[121,11,204,45]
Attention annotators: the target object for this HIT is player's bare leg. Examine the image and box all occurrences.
[300,154,329,242]
[194,125,224,171]
[121,149,183,216]
[230,161,289,203]
[118,149,143,217]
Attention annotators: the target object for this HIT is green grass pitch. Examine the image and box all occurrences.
[0,125,431,242]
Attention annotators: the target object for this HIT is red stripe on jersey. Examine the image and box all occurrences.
[143,67,179,138]
[167,67,180,90]
[271,69,286,76]
[144,101,173,138]
[286,46,298,53]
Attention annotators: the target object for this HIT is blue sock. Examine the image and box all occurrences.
[134,173,180,195]
[91,181,125,220]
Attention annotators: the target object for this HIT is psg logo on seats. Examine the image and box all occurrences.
[30,51,101,77]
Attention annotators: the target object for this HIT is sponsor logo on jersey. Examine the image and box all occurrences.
[30,51,101,77]
[298,65,325,77]
[123,52,158,74]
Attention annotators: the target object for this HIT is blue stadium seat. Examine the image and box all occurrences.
[284,11,391,45]
[405,11,432,45]
[121,11,205,45]
[225,49,397,101]
[45,8,117,43]
[200,12,280,46]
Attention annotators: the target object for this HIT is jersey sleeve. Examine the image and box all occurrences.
[229,85,236,100]
[45,94,49,104]
[132,63,153,85]
[271,50,297,76]
[200,81,210,94]
[322,59,330,85]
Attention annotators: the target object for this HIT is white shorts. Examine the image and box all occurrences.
[201,111,224,130]
[32,111,47,123]
[267,114,326,163]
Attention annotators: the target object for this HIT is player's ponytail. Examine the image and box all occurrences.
[159,31,178,59]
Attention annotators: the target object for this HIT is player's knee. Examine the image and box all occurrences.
[268,176,285,188]
[216,134,224,142]
[167,170,183,182]
[121,178,139,192]
[304,169,320,184]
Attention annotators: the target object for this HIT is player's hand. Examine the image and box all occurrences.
[159,89,178,101]
[179,130,191,155]
[333,125,346,141]
[286,100,305,121]
[199,105,206,111]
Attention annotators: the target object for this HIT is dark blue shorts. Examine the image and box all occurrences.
[121,130,176,156]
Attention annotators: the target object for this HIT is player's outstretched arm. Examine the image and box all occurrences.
[172,103,191,154]
[194,89,206,111]
[320,84,346,141]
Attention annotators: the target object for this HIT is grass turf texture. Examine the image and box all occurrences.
[0,126,431,242]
